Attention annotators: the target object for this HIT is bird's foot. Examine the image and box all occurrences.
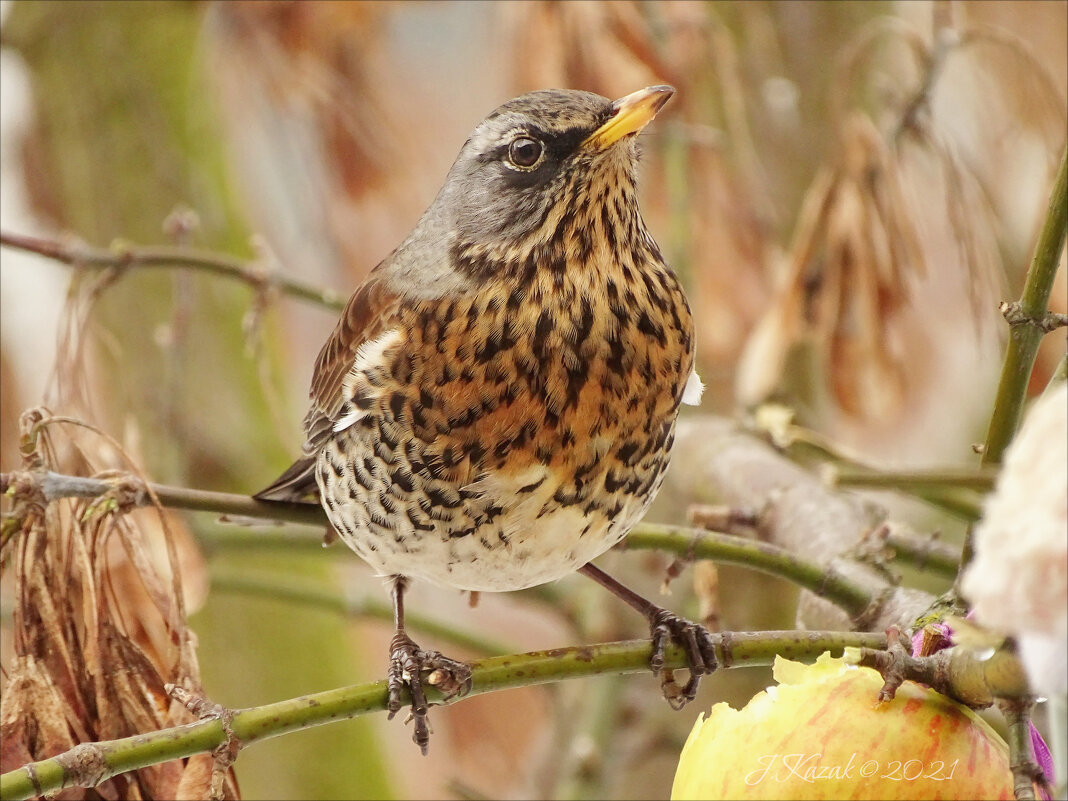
[387,631,472,754]
[647,609,718,710]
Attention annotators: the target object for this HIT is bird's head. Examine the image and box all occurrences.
[438,86,675,265]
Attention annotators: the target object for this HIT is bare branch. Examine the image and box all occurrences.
[0,230,346,311]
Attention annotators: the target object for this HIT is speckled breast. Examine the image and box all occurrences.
[316,258,694,592]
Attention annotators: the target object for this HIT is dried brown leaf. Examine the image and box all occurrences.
[1,411,237,798]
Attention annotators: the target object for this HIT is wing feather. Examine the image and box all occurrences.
[255,275,403,501]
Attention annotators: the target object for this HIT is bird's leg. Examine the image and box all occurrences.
[578,562,718,709]
[387,576,473,754]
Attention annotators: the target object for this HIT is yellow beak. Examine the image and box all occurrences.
[583,85,675,150]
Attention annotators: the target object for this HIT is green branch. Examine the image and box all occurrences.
[623,525,876,621]
[981,144,1068,467]
[831,466,997,493]
[966,143,1068,570]
[0,631,888,800]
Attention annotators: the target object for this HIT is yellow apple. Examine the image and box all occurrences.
[671,652,1013,800]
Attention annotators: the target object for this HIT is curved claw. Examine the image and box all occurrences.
[387,631,472,755]
[647,609,718,708]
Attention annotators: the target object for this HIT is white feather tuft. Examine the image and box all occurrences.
[682,369,705,406]
[333,329,404,432]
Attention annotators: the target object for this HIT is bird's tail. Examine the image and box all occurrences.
[253,455,320,502]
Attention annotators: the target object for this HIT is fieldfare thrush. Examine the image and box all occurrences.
[256,85,713,753]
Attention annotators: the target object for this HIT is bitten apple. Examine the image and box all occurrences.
[671,652,1012,800]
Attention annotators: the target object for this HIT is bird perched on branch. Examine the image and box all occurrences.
[256,85,711,753]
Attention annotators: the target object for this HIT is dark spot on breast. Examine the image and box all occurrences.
[391,469,415,493]
[574,458,597,479]
[603,471,626,493]
[637,310,667,347]
[448,405,479,428]
[518,476,545,493]
[617,441,639,465]
[408,509,435,532]
[391,352,414,383]
[475,335,501,364]
[553,485,578,506]
[377,420,400,451]
[606,334,625,375]
[601,203,618,251]
[424,456,446,480]
[520,420,538,442]
[466,440,487,465]
[389,392,406,422]
[653,421,672,450]
[499,318,517,350]
[494,437,514,460]
[564,363,586,410]
[575,222,594,263]
[440,446,459,468]
[411,405,427,429]
[426,485,463,509]
[533,310,553,356]
[500,383,520,405]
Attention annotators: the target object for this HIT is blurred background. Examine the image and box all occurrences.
[0,1,1065,799]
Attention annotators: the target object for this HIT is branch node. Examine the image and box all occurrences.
[1000,301,1068,332]
[24,762,42,798]
[166,683,242,800]
[55,742,110,789]
[719,630,735,669]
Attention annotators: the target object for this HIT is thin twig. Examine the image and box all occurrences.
[880,529,960,579]
[829,465,997,493]
[0,631,889,800]
[0,230,346,311]
[2,470,325,527]
[622,524,876,623]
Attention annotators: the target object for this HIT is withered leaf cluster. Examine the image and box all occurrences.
[1,409,236,800]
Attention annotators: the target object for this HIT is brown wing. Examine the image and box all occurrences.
[304,276,402,447]
[254,276,402,501]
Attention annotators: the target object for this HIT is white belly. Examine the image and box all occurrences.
[316,442,650,592]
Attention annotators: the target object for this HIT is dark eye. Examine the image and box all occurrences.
[508,136,543,168]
